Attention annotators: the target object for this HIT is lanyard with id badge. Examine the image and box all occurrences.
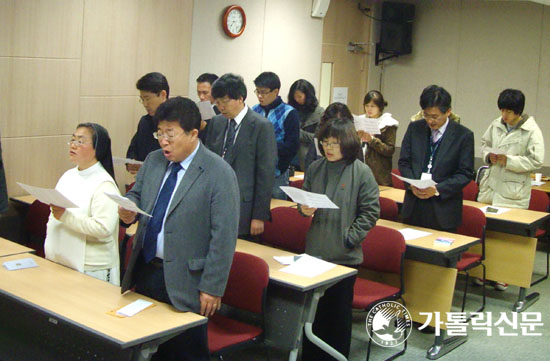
[422,136,442,181]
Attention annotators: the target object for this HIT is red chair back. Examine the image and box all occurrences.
[457,205,486,240]
[222,252,269,314]
[361,225,406,274]
[261,207,310,253]
[124,235,135,269]
[391,169,405,189]
[289,179,304,189]
[529,189,549,213]
[462,180,479,201]
[23,200,51,257]
[379,197,398,221]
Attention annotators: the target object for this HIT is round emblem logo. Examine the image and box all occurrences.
[366,301,413,347]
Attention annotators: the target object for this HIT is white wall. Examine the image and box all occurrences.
[367,0,550,165]
[188,0,323,105]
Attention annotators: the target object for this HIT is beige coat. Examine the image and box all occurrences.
[477,115,544,209]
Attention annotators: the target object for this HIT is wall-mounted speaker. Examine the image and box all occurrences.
[379,1,415,55]
[311,0,331,18]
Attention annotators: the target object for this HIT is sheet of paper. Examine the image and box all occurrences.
[3,257,39,271]
[280,186,339,209]
[332,87,348,104]
[314,138,322,156]
[113,156,144,165]
[280,254,336,278]
[398,228,432,241]
[353,115,381,135]
[197,101,216,121]
[391,173,437,189]
[531,180,545,186]
[480,205,510,215]
[433,237,454,246]
[104,192,152,217]
[116,299,154,317]
[273,255,303,265]
[292,174,304,180]
[16,182,78,208]
[481,147,506,156]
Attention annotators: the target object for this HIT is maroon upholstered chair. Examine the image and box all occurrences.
[462,180,479,201]
[289,178,304,189]
[379,196,399,222]
[528,189,549,286]
[456,205,486,318]
[23,200,51,257]
[260,206,310,254]
[352,225,407,361]
[208,252,269,359]
[391,168,405,190]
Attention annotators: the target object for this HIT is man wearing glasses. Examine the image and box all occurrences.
[126,72,169,174]
[120,97,240,361]
[398,85,474,232]
[252,71,300,199]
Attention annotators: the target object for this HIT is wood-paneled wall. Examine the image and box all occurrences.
[0,0,193,197]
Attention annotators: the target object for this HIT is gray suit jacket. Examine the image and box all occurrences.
[205,107,276,235]
[121,144,240,313]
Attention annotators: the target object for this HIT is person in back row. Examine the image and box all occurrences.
[196,72,220,143]
[126,72,169,174]
[252,71,299,199]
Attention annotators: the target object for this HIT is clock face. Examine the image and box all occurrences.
[223,5,246,38]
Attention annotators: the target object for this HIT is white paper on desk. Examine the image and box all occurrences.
[3,257,38,271]
[280,254,336,278]
[273,255,302,265]
[197,101,216,121]
[480,205,510,215]
[314,138,322,156]
[113,156,144,165]
[104,192,152,217]
[391,173,437,190]
[353,115,381,135]
[532,180,545,186]
[16,182,78,208]
[481,147,507,156]
[280,186,339,209]
[293,174,304,180]
[116,299,153,317]
[398,228,432,241]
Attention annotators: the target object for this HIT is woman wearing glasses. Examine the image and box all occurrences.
[298,118,380,360]
[45,123,120,285]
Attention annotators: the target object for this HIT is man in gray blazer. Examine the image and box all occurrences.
[205,73,276,237]
[119,97,240,361]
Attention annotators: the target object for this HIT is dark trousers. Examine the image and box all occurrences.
[134,256,209,361]
[301,272,357,361]
[403,199,457,233]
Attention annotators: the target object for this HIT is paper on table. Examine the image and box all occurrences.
[292,174,304,180]
[353,115,381,135]
[480,205,510,215]
[481,147,506,156]
[532,180,545,186]
[113,156,144,165]
[391,173,437,190]
[104,192,152,217]
[116,299,154,317]
[280,254,336,278]
[197,101,216,121]
[398,228,432,241]
[3,257,39,271]
[280,186,339,209]
[273,255,303,265]
[17,182,78,208]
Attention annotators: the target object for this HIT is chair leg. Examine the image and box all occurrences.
[465,264,486,323]
[460,271,470,313]
[530,237,550,286]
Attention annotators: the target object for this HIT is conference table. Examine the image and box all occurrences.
[0,253,206,361]
[0,238,34,257]
[269,199,480,360]
[379,186,549,313]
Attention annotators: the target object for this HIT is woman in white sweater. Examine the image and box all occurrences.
[45,123,120,285]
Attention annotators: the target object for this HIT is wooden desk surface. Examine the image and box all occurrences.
[236,239,356,292]
[0,238,34,257]
[532,181,550,193]
[10,194,36,205]
[289,171,304,182]
[0,253,205,347]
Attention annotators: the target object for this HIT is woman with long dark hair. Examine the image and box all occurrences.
[45,123,120,285]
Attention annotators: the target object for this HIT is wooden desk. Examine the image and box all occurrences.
[236,239,356,361]
[289,171,304,182]
[531,181,550,193]
[9,194,36,206]
[0,238,34,257]
[377,186,547,312]
[0,253,205,361]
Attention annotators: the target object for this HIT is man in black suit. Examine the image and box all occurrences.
[205,73,277,238]
[398,85,474,232]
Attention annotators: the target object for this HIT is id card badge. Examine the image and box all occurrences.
[421,172,433,181]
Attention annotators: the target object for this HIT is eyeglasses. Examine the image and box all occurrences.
[320,141,340,149]
[254,89,274,96]
[423,113,443,121]
[139,93,160,105]
[67,139,90,147]
[153,131,184,142]
[215,97,233,107]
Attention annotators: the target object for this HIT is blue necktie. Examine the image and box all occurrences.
[223,119,237,159]
[142,163,182,263]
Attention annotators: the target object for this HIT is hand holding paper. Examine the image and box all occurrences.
[353,115,381,135]
[17,182,78,208]
[112,156,144,165]
[391,173,437,189]
[197,101,216,121]
[279,186,339,209]
[104,192,152,217]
